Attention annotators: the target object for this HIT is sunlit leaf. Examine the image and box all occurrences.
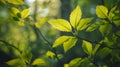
[53,36,70,48]
[63,37,77,52]
[69,58,82,67]
[35,22,41,28]
[99,23,112,35]
[77,18,93,30]
[46,51,55,58]
[48,19,72,32]
[64,64,69,67]
[32,58,46,65]
[21,8,30,19]
[18,21,24,26]
[70,6,82,28]
[82,40,92,55]
[6,58,25,67]
[96,5,108,18]
[7,0,24,5]
[11,7,20,15]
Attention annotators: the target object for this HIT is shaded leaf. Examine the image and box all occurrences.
[99,23,112,35]
[63,37,77,52]
[70,6,82,28]
[7,0,24,5]
[48,19,72,32]
[77,18,93,30]
[32,58,46,65]
[98,47,112,59]
[21,8,30,19]
[82,40,92,55]
[96,5,108,18]
[53,36,70,48]
[22,51,32,63]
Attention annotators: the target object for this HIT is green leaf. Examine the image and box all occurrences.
[11,7,20,15]
[53,36,70,47]
[98,47,112,59]
[92,44,101,55]
[86,21,105,32]
[48,19,72,32]
[21,8,30,19]
[7,0,24,5]
[63,37,77,52]
[32,58,46,65]
[77,18,93,30]
[70,6,82,28]
[6,58,26,67]
[69,58,82,67]
[96,5,108,18]
[22,51,32,63]
[82,40,92,55]
[46,51,55,59]
[99,23,112,35]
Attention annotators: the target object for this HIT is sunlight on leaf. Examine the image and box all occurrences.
[18,21,24,26]
[53,36,70,48]
[48,19,72,32]
[70,6,82,28]
[35,22,41,28]
[77,18,93,30]
[6,58,25,67]
[96,5,108,18]
[63,37,78,52]
[82,40,92,55]
[11,7,20,15]
[69,58,82,67]
[21,8,30,19]
[46,51,55,58]
[32,58,46,65]
[7,0,24,5]
[64,64,69,67]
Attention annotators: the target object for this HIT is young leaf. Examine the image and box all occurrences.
[48,19,72,32]
[32,58,46,65]
[99,23,112,35]
[18,21,24,26]
[82,40,92,55]
[7,0,24,5]
[21,8,30,19]
[63,37,78,52]
[52,36,70,48]
[77,18,93,30]
[11,7,20,15]
[96,5,108,18]
[46,51,55,59]
[70,6,82,28]
[98,47,112,59]
[6,58,26,67]
[69,58,82,67]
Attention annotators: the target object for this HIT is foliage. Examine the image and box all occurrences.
[0,0,120,67]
